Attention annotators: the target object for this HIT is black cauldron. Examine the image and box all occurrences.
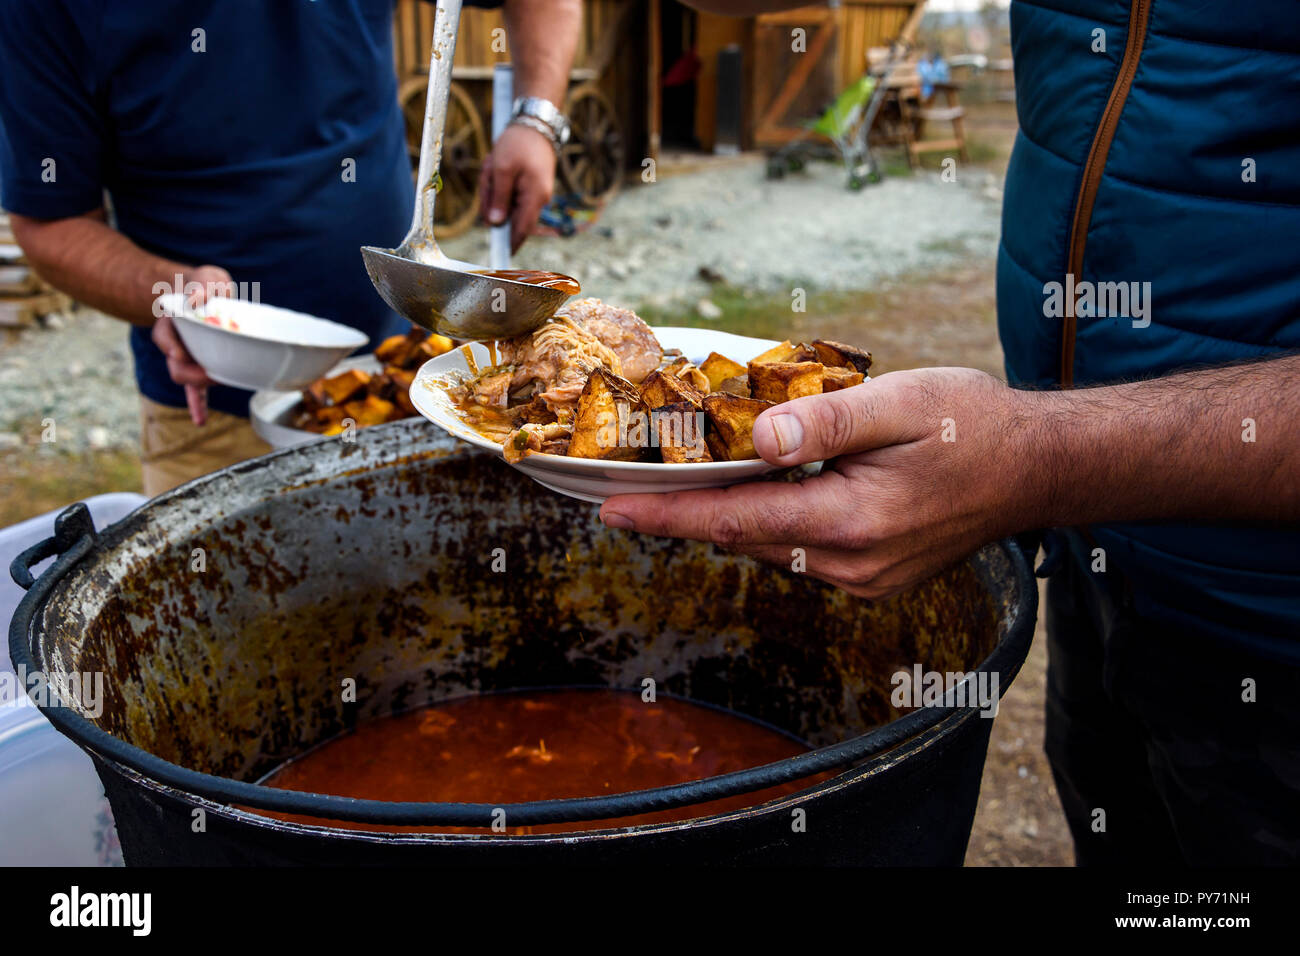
[11,421,1035,864]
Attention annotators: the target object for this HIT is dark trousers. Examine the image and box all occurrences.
[1043,534,1300,865]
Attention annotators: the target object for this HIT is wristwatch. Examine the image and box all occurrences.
[509,96,571,154]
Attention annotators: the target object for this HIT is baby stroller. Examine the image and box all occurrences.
[765,39,913,190]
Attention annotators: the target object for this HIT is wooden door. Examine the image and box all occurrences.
[751,6,842,147]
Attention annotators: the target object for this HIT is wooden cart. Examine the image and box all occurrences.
[394,0,634,238]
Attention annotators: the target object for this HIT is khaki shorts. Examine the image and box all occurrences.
[139,396,273,497]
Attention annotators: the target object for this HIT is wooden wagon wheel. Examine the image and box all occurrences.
[560,82,624,204]
[398,75,487,239]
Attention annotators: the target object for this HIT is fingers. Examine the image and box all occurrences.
[485,156,513,229]
[152,264,227,428]
[150,313,184,360]
[600,473,862,551]
[185,384,208,427]
[752,375,927,466]
[734,543,883,600]
[480,125,556,249]
[605,492,913,602]
[151,314,213,389]
[510,184,546,253]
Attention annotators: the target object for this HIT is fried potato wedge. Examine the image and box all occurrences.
[811,339,873,374]
[750,340,816,365]
[412,334,455,364]
[568,368,649,461]
[652,401,712,463]
[340,395,397,427]
[425,333,456,358]
[393,389,418,417]
[375,328,454,368]
[699,352,746,391]
[366,372,396,400]
[639,368,705,410]
[313,405,350,429]
[718,374,750,398]
[374,332,413,365]
[748,361,825,404]
[664,356,711,394]
[321,369,370,405]
[702,393,774,461]
[821,367,865,392]
[301,379,328,413]
[385,366,416,391]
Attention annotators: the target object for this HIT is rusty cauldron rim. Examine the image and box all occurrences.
[9,434,1036,830]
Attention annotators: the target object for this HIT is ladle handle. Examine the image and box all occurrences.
[407,0,464,245]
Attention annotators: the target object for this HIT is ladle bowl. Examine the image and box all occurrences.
[360,0,573,340]
[361,246,572,341]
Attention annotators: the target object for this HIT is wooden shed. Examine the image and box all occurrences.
[394,0,923,233]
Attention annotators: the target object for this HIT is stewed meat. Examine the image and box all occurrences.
[561,298,662,384]
[496,314,623,416]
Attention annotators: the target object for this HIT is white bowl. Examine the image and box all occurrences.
[249,356,382,448]
[158,292,369,391]
[410,326,785,503]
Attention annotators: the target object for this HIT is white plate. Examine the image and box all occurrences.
[410,326,784,503]
[249,355,382,449]
[158,292,369,392]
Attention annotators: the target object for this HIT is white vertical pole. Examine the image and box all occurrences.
[489,64,514,270]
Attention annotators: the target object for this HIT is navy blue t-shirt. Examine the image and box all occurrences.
[0,0,496,418]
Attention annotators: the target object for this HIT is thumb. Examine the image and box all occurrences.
[751,376,923,465]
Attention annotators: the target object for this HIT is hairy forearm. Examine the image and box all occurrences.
[1019,356,1300,528]
[10,211,190,326]
[505,0,581,105]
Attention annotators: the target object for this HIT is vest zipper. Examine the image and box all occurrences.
[1060,0,1153,386]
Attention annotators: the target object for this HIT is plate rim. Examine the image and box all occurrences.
[159,292,369,350]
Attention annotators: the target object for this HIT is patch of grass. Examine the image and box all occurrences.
[920,236,970,256]
[911,138,1002,171]
[0,449,142,527]
[635,261,1003,378]
[638,284,879,342]
[963,136,1004,167]
[877,152,914,180]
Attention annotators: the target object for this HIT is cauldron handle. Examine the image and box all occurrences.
[9,502,97,591]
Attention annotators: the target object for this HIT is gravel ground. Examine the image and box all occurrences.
[0,156,1002,456]
[0,309,139,456]
[445,155,1004,311]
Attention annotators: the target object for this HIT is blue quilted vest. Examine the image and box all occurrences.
[997,0,1300,659]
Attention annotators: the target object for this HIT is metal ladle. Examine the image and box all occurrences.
[361,0,574,340]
